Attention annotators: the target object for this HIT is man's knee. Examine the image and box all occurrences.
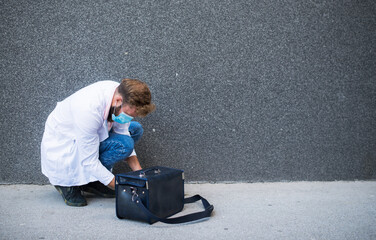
[130,121,144,135]
[129,121,143,143]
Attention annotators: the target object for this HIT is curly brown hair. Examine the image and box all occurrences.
[117,78,156,117]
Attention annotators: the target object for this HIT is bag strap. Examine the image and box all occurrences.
[133,194,214,224]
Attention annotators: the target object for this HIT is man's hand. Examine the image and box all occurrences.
[107,156,142,190]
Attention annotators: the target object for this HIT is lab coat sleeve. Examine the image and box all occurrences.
[72,105,114,186]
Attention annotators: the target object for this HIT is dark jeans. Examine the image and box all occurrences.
[99,121,143,170]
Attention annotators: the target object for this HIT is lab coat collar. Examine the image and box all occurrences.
[103,83,119,121]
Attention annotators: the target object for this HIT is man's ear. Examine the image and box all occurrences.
[113,94,123,106]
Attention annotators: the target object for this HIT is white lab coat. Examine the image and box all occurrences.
[41,81,135,186]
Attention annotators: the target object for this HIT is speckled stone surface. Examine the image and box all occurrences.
[1,0,375,183]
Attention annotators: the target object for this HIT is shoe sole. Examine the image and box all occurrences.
[55,187,87,207]
[81,187,115,198]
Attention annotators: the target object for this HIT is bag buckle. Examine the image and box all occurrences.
[131,187,139,202]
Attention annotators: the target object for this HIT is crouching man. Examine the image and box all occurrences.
[41,79,155,206]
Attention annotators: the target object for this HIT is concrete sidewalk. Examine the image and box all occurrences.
[0,181,375,240]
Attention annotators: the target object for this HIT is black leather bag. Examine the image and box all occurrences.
[115,166,214,224]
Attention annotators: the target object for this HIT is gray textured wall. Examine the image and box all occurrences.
[1,0,375,184]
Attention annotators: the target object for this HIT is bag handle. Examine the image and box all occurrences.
[138,167,161,178]
[133,194,214,224]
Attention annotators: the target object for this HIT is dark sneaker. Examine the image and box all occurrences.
[54,185,87,207]
[81,181,115,198]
